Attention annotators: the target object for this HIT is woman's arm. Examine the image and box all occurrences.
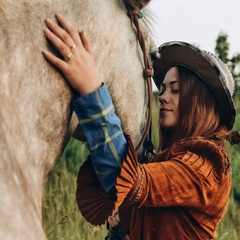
[42,14,128,193]
[72,84,128,193]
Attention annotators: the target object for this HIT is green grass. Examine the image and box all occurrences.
[42,139,107,240]
[43,92,240,240]
[216,196,240,240]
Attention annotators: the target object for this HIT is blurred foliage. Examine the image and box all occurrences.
[215,33,240,206]
[215,32,240,91]
[215,32,229,63]
[53,138,89,175]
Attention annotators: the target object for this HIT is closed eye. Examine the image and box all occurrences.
[172,89,179,94]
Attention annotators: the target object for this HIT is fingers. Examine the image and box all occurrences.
[108,217,119,228]
[55,14,82,48]
[108,211,120,228]
[44,26,71,62]
[44,18,76,56]
[44,14,93,56]
[54,14,93,54]
[42,50,68,71]
[80,31,93,55]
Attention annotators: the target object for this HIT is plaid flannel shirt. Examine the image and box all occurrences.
[72,84,127,194]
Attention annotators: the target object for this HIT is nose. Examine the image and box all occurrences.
[159,90,169,104]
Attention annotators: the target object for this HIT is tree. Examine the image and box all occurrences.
[215,32,229,63]
[214,32,240,90]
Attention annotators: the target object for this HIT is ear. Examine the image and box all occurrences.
[123,0,152,11]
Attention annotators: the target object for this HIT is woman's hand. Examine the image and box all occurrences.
[42,14,101,96]
[108,210,120,228]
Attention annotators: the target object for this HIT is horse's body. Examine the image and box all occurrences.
[0,0,155,239]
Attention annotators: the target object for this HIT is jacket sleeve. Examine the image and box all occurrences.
[116,137,230,209]
[72,83,128,194]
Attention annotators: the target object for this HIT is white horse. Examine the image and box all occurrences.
[0,0,156,239]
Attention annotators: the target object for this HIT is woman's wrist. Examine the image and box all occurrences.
[77,80,102,96]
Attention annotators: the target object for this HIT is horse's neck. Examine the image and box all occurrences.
[1,0,154,190]
[0,1,155,238]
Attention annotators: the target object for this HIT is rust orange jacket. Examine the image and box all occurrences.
[77,136,231,240]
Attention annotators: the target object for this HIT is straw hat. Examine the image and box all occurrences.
[153,41,236,130]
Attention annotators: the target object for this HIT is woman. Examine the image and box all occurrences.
[43,14,239,239]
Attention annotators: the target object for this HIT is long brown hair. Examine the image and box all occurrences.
[159,66,226,150]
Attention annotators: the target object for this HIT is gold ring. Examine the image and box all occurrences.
[65,52,72,61]
[70,43,76,49]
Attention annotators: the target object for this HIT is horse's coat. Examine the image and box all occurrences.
[0,0,155,238]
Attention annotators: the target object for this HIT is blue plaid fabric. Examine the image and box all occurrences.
[72,84,128,194]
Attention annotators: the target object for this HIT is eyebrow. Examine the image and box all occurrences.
[161,80,179,86]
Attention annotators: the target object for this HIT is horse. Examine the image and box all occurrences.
[0,0,156,239]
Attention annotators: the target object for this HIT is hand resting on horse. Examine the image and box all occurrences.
[43,13,121,229]
[42,13,101,96]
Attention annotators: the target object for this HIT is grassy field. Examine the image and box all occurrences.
[43,92,240,240]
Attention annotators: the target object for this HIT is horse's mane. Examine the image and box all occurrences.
[122,0,150,10]
[122,0,156,39]
[142,8,156,37]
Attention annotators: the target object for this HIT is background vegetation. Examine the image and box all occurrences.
[42,34,240,239]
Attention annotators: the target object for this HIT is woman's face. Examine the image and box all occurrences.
[159,66,180,130]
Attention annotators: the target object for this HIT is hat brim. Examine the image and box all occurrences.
[153,41,236,130]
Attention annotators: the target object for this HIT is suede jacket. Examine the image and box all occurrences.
[76,136,231,240]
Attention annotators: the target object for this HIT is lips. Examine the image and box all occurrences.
[160,108,171,113]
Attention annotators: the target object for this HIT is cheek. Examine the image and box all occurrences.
[174,96,180,109]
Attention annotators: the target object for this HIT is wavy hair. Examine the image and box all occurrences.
[159,66,227,150]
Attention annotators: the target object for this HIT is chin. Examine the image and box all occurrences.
[161,124,176,132]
